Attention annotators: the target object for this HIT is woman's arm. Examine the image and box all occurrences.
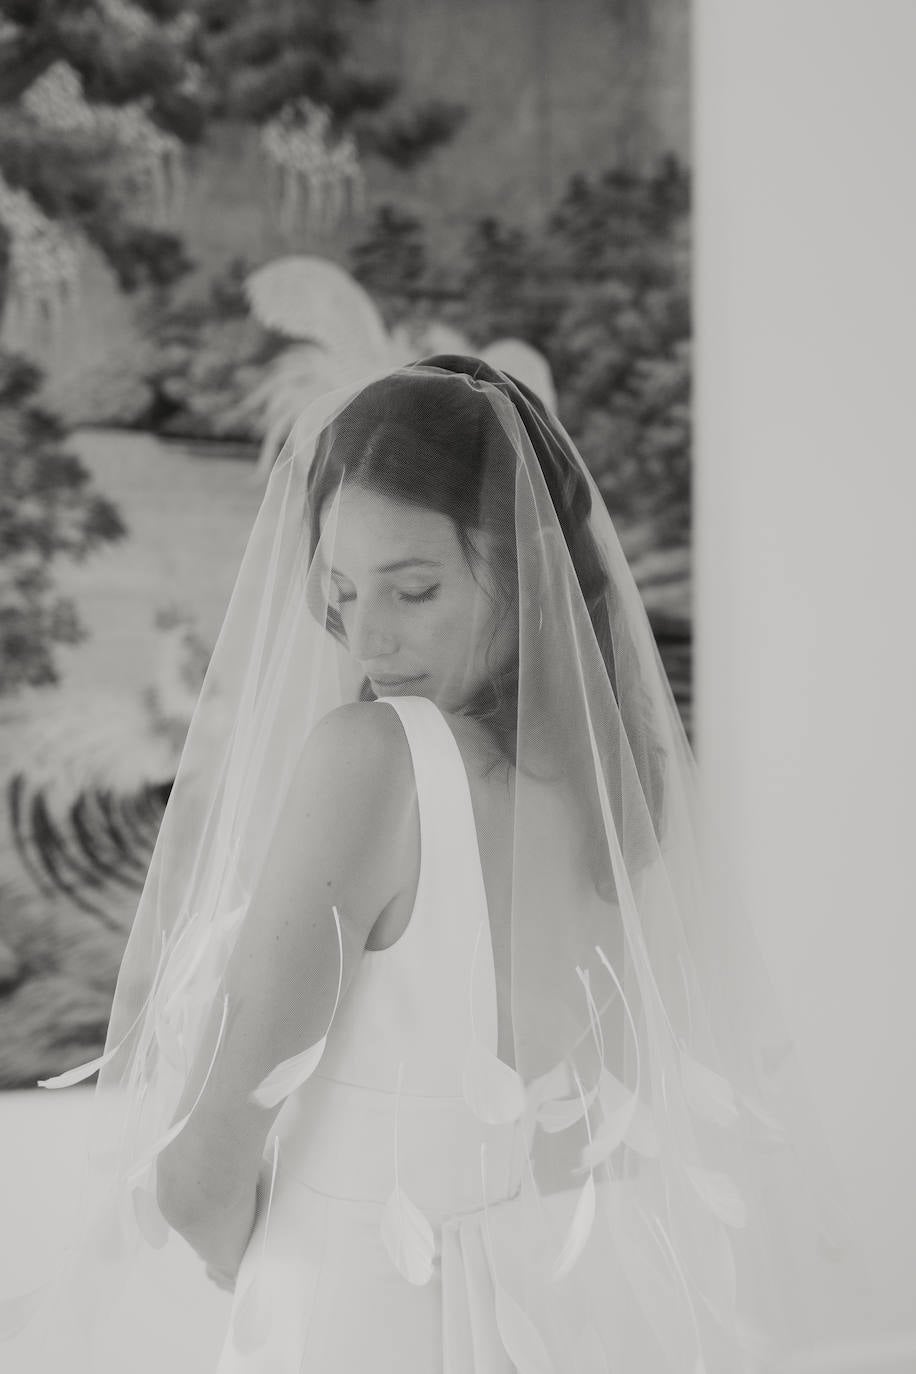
[155,702,416,1256]
[167,1176,260,1287]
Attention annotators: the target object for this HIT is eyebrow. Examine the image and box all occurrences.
[331,558,442,576]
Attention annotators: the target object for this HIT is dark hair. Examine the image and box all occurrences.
[306,356,667,834]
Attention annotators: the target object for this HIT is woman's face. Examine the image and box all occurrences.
[317,483,515,711]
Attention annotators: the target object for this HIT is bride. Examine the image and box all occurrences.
[3,357,868,1372]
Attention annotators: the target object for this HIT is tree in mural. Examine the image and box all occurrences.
[0,0,465,690]
[142,0,467,440]
[0,0,209,696]
[347,156,694,729]
[448,163,693,547]
[353,157,691,546]
[0,352,127,696]
[193,0,464,164]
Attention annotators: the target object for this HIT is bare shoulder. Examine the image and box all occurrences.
[274,701,417,930]
[303,700,413,803]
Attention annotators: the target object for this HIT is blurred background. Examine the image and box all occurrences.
[0,0,692,1090]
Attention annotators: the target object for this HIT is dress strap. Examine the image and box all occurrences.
[375,695,469,843]
[373,697,494,1039]
[374,696,485,888]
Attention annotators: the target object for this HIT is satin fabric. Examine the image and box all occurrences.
[214,695,563,1372]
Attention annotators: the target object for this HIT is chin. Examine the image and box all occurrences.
[367,677,431,697]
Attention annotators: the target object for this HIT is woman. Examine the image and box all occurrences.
[3,358,868,1372]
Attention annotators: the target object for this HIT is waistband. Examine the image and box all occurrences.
[272,1070,527,1214]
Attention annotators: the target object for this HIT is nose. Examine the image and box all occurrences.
[347,598,398,660]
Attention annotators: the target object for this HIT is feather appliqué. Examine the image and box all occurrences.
[127,993,229,1185]
[740,1090,788,1145]
[535,1083,600,1134]
[380,1186,437,1286]
[462,917,526,1125]
[679,1046,740,1128]
[231,1136,280,1354]
[251,904,344,1109]
[155,999,187,1075]
[380,1061,436,1285]
[579,1069,642,1169]
[251,1037,328,1111]
[640,1201,711,1374]
[548,1068,597,1281]
[463,1038,527,1126]
[684,1164,747,1229]
[576,957,658,1169]
[548,1169,597,1283]
[610,1080,660,1158]
[493,1280,556,1374]
[480,1144,555,1374]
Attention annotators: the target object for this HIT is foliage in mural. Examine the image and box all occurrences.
[0,2,691,1087]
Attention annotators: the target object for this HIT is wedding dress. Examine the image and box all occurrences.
[216,693,689,1372]
[219,693,542,1371]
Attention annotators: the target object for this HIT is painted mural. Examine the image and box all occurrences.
[0,0,691,1086]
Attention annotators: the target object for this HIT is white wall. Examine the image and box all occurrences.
[694,2,916,1370]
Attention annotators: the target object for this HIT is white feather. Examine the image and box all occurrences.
[740,1091,788,1144]
[685,1165,747,1229]
[536,1080,599,1133]
[547,1171,597,1282]
[380,1185,436,1285]
[577,1067,660,1168]
[462,1039,527,1125]
[251,1035,327,1109]
[679,1047,740,1127]
[493,1281,556,1373]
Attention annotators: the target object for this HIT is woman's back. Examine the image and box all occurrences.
[213,693,594,1373]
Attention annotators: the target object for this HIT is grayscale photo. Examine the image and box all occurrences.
[1,3,911,1373]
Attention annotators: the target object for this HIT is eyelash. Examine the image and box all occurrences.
[399,585,440,604]
[335,585,440,606]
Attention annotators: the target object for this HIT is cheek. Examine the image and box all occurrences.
[440,592,503,668]
[409,593,486,665]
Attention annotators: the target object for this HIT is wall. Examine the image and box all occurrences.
[695,2,916,1369]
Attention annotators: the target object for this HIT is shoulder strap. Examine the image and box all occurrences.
[375,695,496,1046]
[375,695,458,820]
[374,695,489,912]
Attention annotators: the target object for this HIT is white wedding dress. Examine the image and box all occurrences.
[215,692,534,1371]
[212,694,662,1373]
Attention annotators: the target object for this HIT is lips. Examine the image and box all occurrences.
[368,673,426,687]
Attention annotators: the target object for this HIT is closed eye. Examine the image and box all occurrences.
[397,585,440,604]
[334,586,440,606]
